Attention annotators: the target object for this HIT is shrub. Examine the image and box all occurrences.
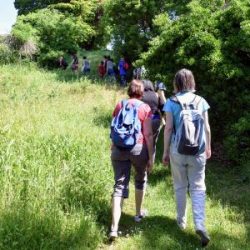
[0,37,17,64]
[140,0,250,164]
[12,8,95,67]
[224,113,250,165]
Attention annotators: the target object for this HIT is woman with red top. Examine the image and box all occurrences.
[109,79,154,240]
[98,61,106,78]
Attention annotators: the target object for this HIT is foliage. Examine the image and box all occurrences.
[51,0,105,49]
[14,0,70,15]
[0,36,18,64]
[12,1,106,66]
[103,0,167,62]
[224,113,250,164]
[12,8,95,67]
[140,0,250,163]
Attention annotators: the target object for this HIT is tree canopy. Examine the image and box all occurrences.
[14,0,70,15]
[103,0,167,62]
[139,0,250,163]
[12,0,104,65]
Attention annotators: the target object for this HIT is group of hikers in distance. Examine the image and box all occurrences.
[58,53,145,86]
[58,53,91,74]
[109,68,211,248]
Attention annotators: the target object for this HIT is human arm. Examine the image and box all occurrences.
[143,118,154,174]
[162,112,173,166]
[156,90,167,125]
[157,89,167,104]
[203,111,211,159]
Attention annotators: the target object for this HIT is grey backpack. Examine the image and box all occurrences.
[172,95,205,155]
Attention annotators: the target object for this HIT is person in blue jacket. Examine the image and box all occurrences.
[118,57,128,86]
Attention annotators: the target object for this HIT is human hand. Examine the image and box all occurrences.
[162,151,170,166]
[146,158,154,174]
[206,148,211,159]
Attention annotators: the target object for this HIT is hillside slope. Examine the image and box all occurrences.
[0,62,249,250]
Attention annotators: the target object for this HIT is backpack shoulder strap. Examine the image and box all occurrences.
[169,95,178,103]
[191,95,203,109]
[174,95,185,110]
[174,94,203,110]
[121,99,128,108]
[194,95,203,109]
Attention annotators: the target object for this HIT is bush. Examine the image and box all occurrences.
[140,0,250,164]
[224,113,250,165]
[0,39,17,64]
[12,8,95,67]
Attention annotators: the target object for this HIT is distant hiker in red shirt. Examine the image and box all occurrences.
[98,61,106,78]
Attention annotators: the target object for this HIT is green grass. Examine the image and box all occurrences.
[0,59,249,250]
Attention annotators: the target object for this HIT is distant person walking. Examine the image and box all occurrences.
[133,66,146,80]
[103,55,108,75]
[109,79,154,241]
[118,57,128,86]
[71,53,79,73]
[81,56,90,74]
[155,81,167,104]
[98,61,106,78]
[141,79,165,161]
[162,69,211,247]
[58,56,68,70]
[106,57,115,81]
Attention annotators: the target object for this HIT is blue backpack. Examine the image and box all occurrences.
[110,99,143,149]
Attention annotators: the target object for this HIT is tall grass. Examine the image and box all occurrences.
[0,62,122,249]
[0,62,249,250]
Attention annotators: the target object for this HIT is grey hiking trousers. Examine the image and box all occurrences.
[170,143,207,231]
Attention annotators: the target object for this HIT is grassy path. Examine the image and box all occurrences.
[100,154,249,250]
[0,62,249,250]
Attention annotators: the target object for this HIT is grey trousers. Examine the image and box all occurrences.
[170,144,207,231]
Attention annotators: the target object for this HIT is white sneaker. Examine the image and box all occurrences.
[109,231,118,241]
[177,221,187,230]
[177,217,187,230]
[134,210,147,222]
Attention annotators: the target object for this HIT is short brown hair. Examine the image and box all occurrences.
[174,68,196,93]
[127,79,144,98]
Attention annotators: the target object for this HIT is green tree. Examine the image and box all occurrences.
[14,1,105,50]
[14,0,70,15]
[141,0,250,163]
[12,0,106,65]
[103,0,167,62]
[12,8,95,66]
[50,0,104,49]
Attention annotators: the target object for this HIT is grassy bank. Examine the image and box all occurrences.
[0,62,249,250]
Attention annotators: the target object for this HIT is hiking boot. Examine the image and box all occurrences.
[177,221,186,230]
[196,229,210,247]
[134,210,147,222]
[109,231,118,241]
